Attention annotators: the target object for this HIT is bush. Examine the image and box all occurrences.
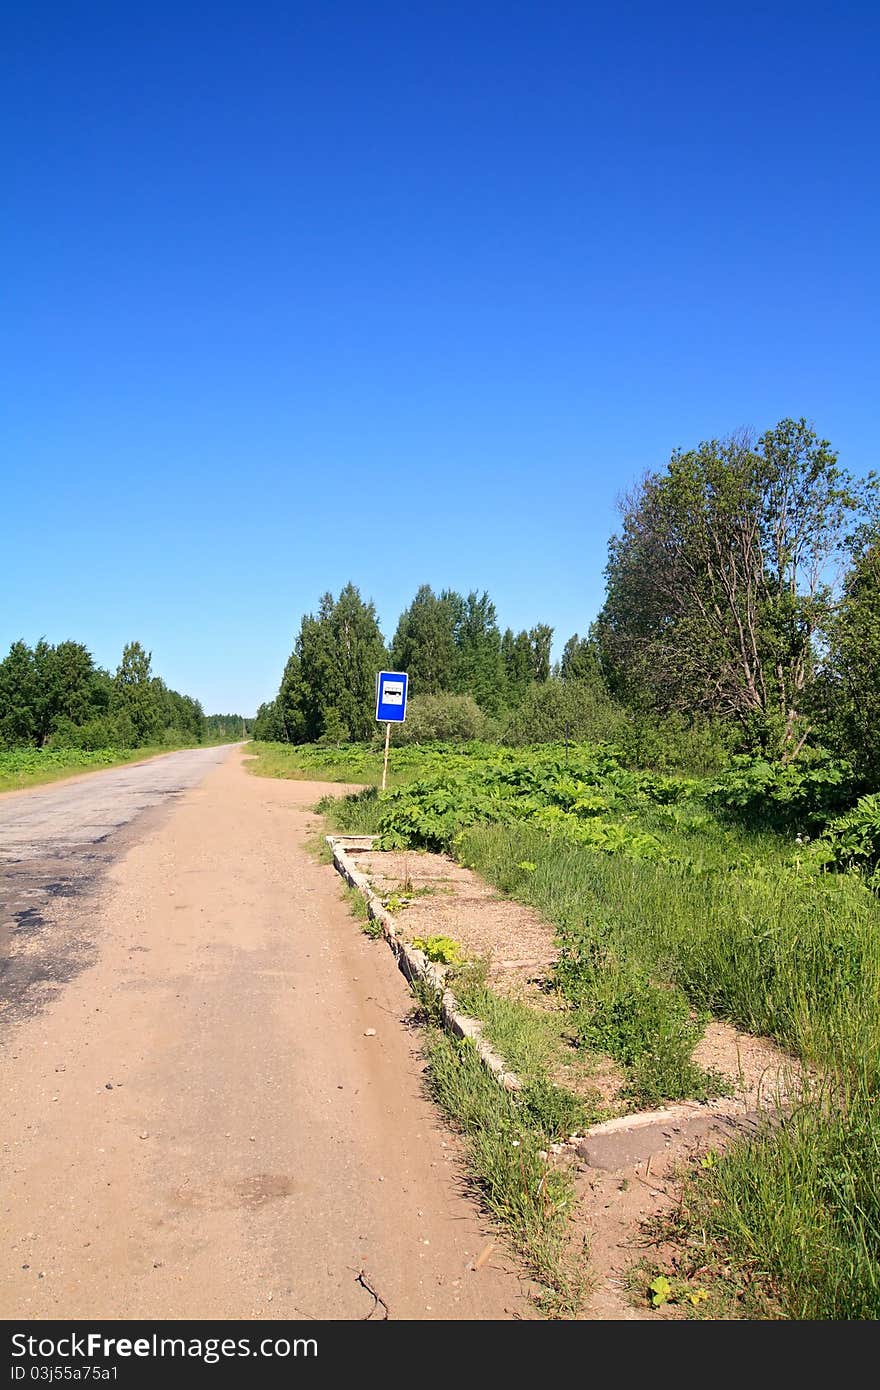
[503,681,731,774]
[706,750,855,831]
[503,679,627,746]
[394,693,486,744]
[160,724,201,747]
[556,943,720,1106]
[49,716,127,750]
[613,713,733,777]
[820,793,880,884]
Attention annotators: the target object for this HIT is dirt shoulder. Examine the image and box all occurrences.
[0,751,529,1320]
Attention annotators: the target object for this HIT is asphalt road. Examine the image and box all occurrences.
[0,746,232,1019]
[0,747,526,1319]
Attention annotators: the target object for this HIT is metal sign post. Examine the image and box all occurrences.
[375,671,409,790]
[382,719,392,790]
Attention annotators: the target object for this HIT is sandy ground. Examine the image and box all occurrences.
[0,749,529,1320]
[355,848,558,1006]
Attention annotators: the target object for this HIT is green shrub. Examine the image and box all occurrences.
[503,681,731,774]
[395,693,486,744]
[820,793,880,884]
[706,750,855,831]
[503,678,628,746]
[412,934,464,965]
[48,716,127,750]
[367,741,701,852]
[519,1078,590,1139]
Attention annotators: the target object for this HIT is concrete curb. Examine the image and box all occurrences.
[327,835,522,1092]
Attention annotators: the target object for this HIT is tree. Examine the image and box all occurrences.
[823,537,880,783]
[44,641,101,727]
[113,641,162,745]
[0,636,205,750]
[253,699,285,741]
[204,713,253,741]
[276,652,308,743]
[502,624,554,704]
[156,684,205,742]
[450,590,507,714]
[0,638,109,747]
[501,628,528,700]
[559,632,602,683]
[279,584,388,742]
[0,641,40,747]
[262,584,560,739]
[390,585,459,694]
[595,419,872,753]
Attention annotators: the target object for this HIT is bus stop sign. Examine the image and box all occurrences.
[375,671,408,723]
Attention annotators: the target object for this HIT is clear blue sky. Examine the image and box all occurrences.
[3,2,878,715]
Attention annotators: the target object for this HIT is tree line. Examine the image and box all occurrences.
[0,639,248,751]
[255,418,880,785]
[204,713,254,741]
[253,584,556,745]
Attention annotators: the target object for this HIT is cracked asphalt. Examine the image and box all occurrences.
[0,747,526,1319]
[0,747,232,1020]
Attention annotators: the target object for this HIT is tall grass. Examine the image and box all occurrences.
[685,1080,880,1319]
[459,821,880,1318]
[459,823,880,1084]
[317,787,386,836]
[452,971,603,1133]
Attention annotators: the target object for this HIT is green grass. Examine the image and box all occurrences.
[317,736,880,1317]
[679,1079,880,1319]
[303,831,334,864]
[341,883,384,936]
[244,739,435,787]
[424,1029,587,1314]
[453,969,603,1129]
[341,884,370,921]
[459,823,880,1084]
[317,786,386,836]
[456,822,880,1317]
[571,969,729,1109]
[0,744,195,793]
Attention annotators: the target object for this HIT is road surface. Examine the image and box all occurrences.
[0,747,526,1319]
[0,747,232,1019]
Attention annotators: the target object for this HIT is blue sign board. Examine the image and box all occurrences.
[375,671,409,723]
